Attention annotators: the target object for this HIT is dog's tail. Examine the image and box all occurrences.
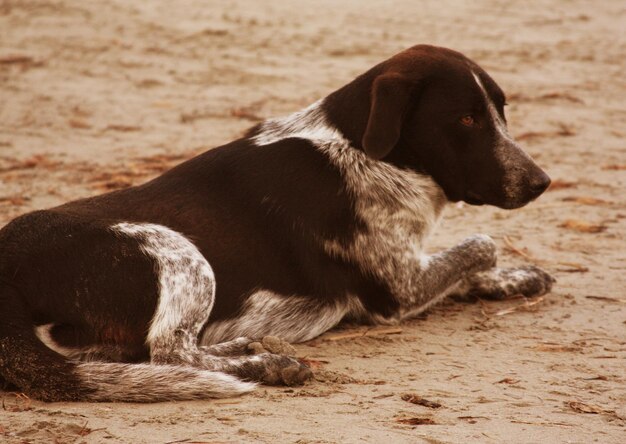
[0,281,255,402]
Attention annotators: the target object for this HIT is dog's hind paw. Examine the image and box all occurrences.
[454,265,556,300]
[245,338,310,385]
[247,336,297,357]
[279,360,314,386]
[244,354,312,386]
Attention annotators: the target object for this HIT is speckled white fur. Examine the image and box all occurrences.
[112,222,215,352]
[201,290,363,345]
[99,222,259,400]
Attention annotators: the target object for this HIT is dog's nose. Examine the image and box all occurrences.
[529,170,551,197]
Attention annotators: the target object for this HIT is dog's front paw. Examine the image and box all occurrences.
[458,234,498,272]
[462,265,555,300]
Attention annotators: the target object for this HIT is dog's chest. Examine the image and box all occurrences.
[322,162,446,285]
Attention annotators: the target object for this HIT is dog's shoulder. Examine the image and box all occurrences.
[250,99,445,208]
[243,101,447,292]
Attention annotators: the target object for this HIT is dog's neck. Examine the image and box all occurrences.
[251,100,340,147]
[251,100,448,227]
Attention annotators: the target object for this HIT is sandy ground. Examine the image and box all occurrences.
[0,0,625,442]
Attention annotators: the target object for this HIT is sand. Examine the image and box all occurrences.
[0,0,624,442]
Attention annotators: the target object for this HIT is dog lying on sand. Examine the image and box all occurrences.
[0,44,554,402]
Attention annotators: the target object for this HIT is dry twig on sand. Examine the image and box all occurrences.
[395,417,437,426]
[477,295,545,318]
[401,394,442,409]
[323,327,402,341]
[585,295,626,304]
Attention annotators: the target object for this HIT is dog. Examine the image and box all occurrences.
[0,44,555,402]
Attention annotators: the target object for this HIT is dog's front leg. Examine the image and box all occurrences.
[392,235,553,320]
[450,265,555,301]
[391,234,498,319]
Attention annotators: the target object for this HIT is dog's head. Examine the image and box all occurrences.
[328,45,550,209]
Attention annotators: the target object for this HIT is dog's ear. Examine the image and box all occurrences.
[362,73,414,160]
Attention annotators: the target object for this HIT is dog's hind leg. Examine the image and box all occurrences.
[0,215,255,402]
[200,338,256,356]
[200,336,297,357]
[115,223,311,386]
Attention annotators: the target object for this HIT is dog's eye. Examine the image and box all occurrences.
[460,115,475,127]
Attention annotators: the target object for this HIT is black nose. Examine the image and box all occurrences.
[529,171,551,197]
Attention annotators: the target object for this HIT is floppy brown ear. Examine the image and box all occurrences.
[362,73,413,160]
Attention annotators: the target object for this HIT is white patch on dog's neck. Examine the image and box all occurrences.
[253,99,446,217]
[252,100,343,146]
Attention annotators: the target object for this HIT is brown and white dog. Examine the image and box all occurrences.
[0,45,554,402]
